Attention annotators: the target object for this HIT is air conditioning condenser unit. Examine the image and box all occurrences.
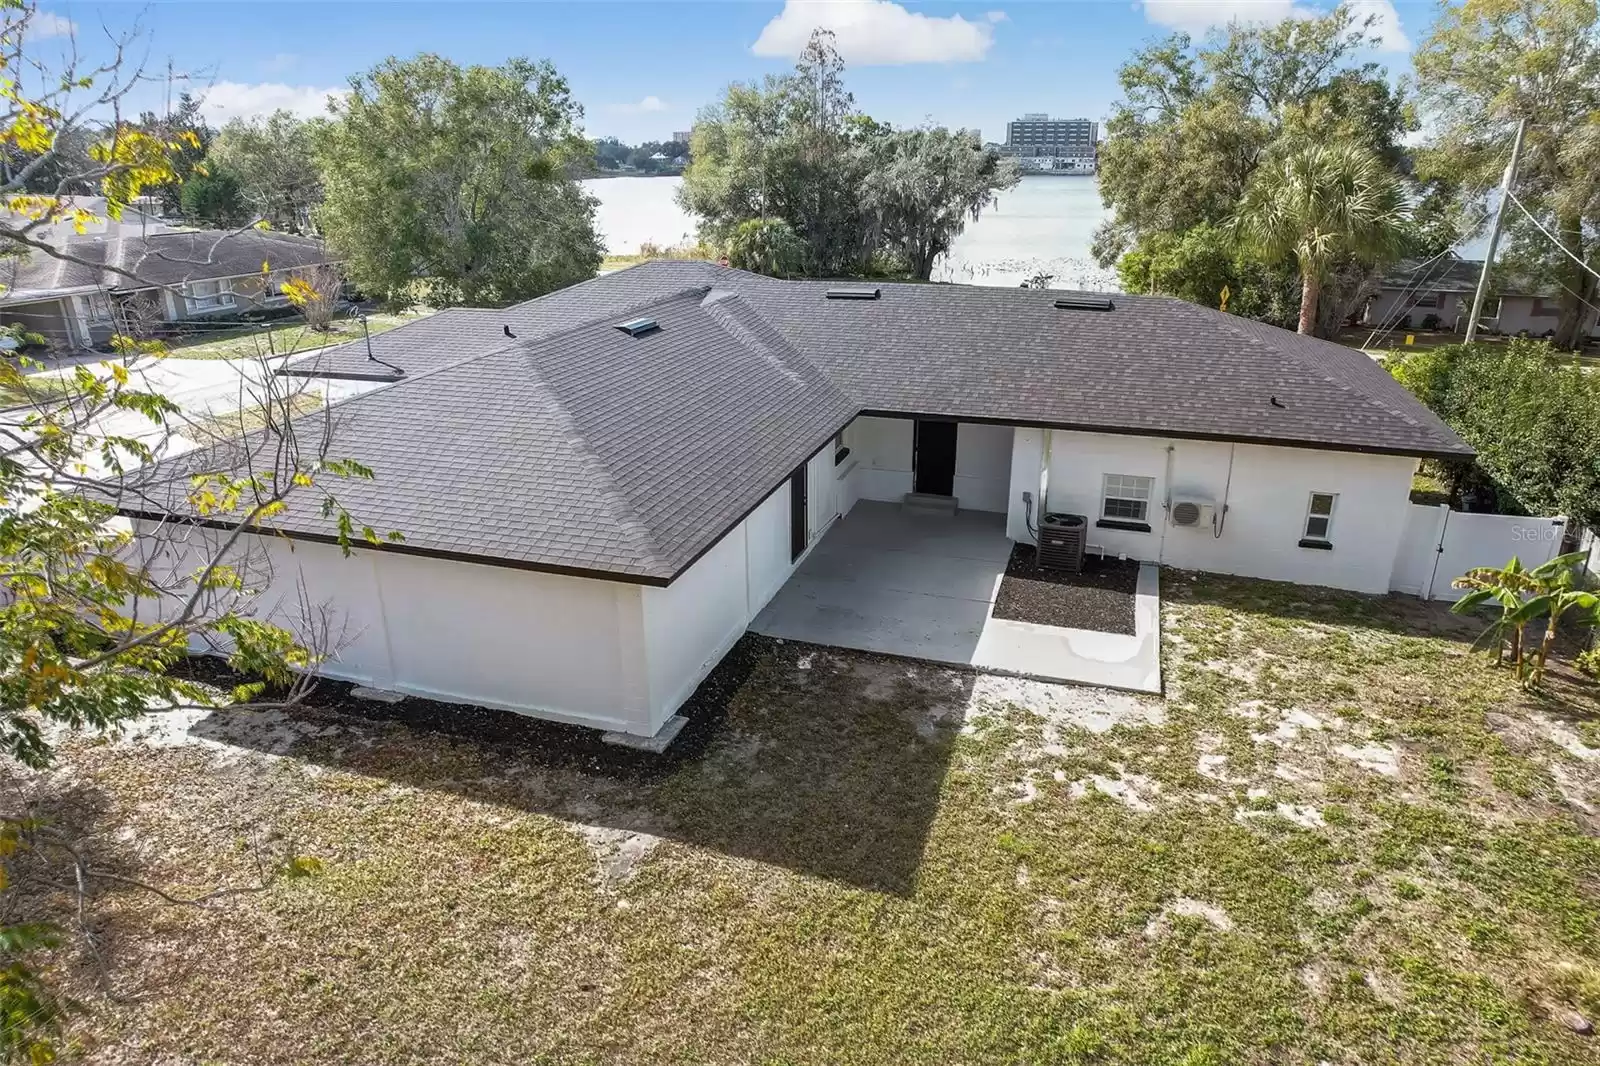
[1170,498,1216,530]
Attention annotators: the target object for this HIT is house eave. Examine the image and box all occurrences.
[855,408,1475,463]
[115,508,676,587]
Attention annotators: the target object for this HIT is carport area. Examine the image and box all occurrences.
[750,501,1160,692]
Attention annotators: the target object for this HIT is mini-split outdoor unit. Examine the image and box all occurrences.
[1170,497,1217,529]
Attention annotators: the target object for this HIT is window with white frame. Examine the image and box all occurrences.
[184,278,234,314]
[74,292,112,324]
[1303,492,1337,543]
[1101,474,1154,524]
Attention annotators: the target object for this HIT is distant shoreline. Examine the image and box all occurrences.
[578,171,684,181]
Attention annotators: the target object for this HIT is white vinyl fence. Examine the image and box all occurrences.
[1390,504,1569,602]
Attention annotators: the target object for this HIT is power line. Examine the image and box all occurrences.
[1361,244,1469,350]
[1504,190,1600,286]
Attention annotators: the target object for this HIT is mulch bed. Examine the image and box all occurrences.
[990,544,1139,635]
[167,634,773,774]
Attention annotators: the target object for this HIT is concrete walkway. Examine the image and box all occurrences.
[751,501,1161,693]
[4,345,388,478]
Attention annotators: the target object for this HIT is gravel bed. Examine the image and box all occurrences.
[991,544,1139,635]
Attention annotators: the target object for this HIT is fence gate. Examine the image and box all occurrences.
[1423,509,1568,602]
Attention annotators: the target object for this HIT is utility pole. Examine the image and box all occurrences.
[1465,117,1527,343]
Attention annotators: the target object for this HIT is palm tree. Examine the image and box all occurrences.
[1233,140,1409,335]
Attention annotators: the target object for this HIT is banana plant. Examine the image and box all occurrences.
[1452,553,1599,687]
[1524,551,1600,686]
[1452,557,1538,676]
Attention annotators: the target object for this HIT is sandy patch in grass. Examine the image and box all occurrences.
[1548,763,1598,814]
[1068,767,1160,812]
[1335,741,1402,777]
[1144,898,1235,937]
[571,823,663,886]
[972,675,1166,734]
[109,705,353,766]
[1532,714,1600,761]
[1250,708,1326,745]
[1236,802,1326,829]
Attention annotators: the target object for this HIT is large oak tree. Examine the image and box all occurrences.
[314,54,603,307]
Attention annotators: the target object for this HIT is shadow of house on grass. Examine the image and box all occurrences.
[186,635,973,897]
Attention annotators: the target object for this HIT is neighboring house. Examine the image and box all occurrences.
[0,223,336,351]
[1363,252,1600,338]
[124,260,1473,742]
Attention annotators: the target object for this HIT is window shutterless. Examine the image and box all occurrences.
[1101,474,1154,523]
[1301,492,1336,546]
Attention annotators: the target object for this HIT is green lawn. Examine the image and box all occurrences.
[1341,328,1600,367]
[164,311,431,360]
[0,368,70,409]
[18,574,1600,1063]
[186,390,326,441]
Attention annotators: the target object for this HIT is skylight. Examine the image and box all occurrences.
[614,317,660,337]
[1054,296,1115,312]
[825,287,881,301]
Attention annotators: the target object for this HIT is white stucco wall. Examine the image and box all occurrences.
[641,521,751,732]
[134,523,654,733]
[371,551,649,727]
[137,444,840,738]
[842,415,1011,513]
[640,467,834,731]
[953,423,1015,513]
[1007,427,1047,544]
[849,415,914,504]
[1002,430,1418,594]
[806,440,842,539]
[744,483,794,616]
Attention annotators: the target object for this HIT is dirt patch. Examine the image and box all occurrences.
[1068,768,1160,811]
[991,545,1138,635]
[973,674,1166,738]
[572,823,663,886]
[1335,741,1402,777]
[1250,708,1326,745]
[1145,898,1235,937]
[1237,802,1326,829]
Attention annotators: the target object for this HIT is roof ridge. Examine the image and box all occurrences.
[698,292,809,389]
[508,342,671,568]
[512,284,714,352]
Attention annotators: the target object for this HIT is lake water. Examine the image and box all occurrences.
[582,174,1115,290]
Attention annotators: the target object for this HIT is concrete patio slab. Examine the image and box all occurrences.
[751,501,1161,693]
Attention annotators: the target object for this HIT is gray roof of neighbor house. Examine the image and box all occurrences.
[123,259,1472,585]
[0,228,333,304]
[1376,253,1548,297]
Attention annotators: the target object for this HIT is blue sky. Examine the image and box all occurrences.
[36,0,1432,143]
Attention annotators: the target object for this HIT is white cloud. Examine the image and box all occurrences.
[752,0,1000,65]
[198,81,343,125]
[27,11,77,38]
[607,95,669,115]
[1140,0,1408,51]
